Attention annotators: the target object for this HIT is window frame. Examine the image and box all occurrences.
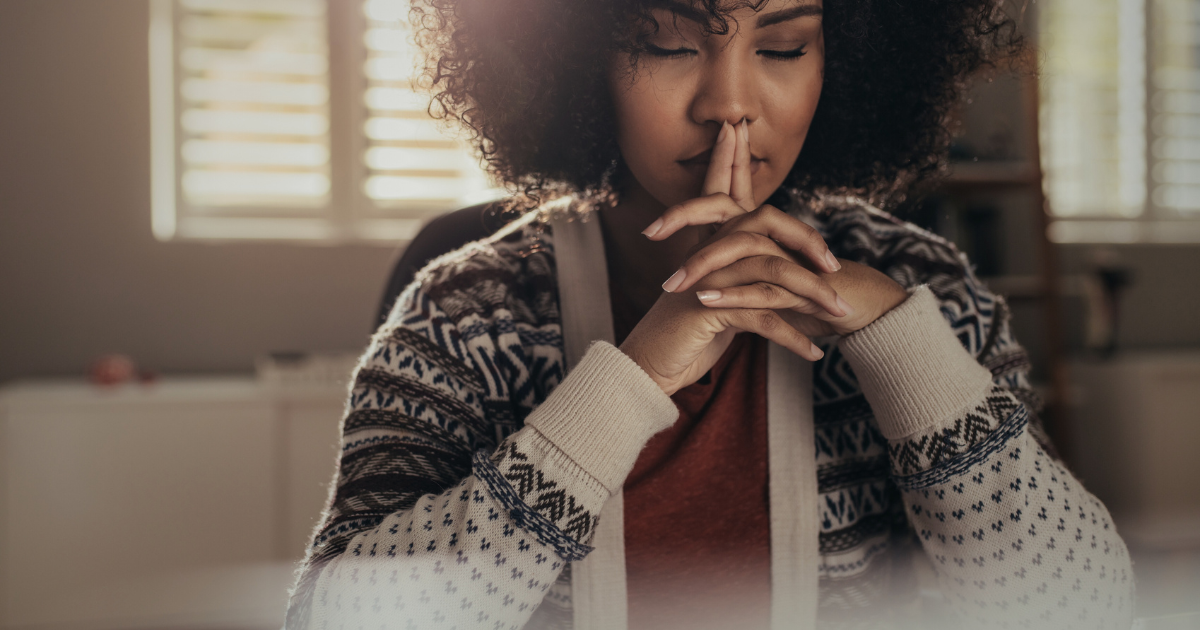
[1042,0,1200,244]
[149,0,501,245]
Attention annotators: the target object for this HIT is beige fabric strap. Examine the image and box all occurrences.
[550,213,629,630]
[572,492,627,630]
[552,212,616,372]
[767,342,818,630]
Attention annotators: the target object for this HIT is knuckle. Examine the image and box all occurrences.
[755,310,780,332]
[763,255,790,280]
[801,223,825,244]
[755,282,782,301]
[694,247,719,268]
[746,231,775,248]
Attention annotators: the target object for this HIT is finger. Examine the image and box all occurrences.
[701,121,736,197]
[684,255,849,318]
[729,119,755,211]
[714,205,842,274]
[666,231,791,291]
[642,193,746,241]
[696,283,828,316]
[719,308,823,361]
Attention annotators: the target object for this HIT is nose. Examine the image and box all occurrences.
[688,50,759,130]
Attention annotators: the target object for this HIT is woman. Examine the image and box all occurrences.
[285,0,1134,628]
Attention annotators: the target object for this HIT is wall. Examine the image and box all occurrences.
[1059,245,1200,350]
[0,1,399,385]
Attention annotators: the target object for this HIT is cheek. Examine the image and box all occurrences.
[610,70,693,202]
[771,68,823,150]
[759,66,823,196]
[613,87,666,168]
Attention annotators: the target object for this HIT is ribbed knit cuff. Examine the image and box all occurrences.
[524,341,678,494]
[838,285,993,440]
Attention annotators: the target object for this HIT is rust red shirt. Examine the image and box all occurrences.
[622,332,772,630]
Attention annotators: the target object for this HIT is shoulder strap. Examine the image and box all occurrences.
[550,212,629,630]
[767,345,818,630]
[551,212,616,370]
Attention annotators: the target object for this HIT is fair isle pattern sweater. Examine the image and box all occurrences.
[284,196,1134,630]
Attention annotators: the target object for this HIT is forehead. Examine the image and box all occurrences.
[651,0,823,28]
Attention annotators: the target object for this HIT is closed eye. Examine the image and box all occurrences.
[758,46,807,60]
[643,42,697,59]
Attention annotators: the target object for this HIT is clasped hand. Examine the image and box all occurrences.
[619,120,908,396]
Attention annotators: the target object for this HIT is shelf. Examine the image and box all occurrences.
[979,274,1086,300]
[943,161,1040,188]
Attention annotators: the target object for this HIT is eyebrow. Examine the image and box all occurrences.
[655,2,823,30]
[756,4,823,28]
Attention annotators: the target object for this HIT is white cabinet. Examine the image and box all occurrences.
[1069,352,1200,550]
[0,378,345,630]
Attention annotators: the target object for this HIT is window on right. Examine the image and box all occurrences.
[1041,0,1200,242]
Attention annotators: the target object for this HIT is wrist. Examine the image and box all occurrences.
[618,339,678,396]
[836,279,909,337]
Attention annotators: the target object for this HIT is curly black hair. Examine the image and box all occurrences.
[411,0,1025,207]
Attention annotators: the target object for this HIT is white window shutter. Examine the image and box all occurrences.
[152,0,337,241]
[1041,0,1200,242]
[1040,0,1145,220]
[1150,0,1200,216]
[150,0,502,243]
[357,0,497,222]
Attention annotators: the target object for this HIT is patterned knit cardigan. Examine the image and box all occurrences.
[284,196,1134,630]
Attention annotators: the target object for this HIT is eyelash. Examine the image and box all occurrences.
[760,46,807,60]
[642,43,807,60]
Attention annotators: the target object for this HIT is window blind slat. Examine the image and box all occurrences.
[177,0,331,209]
[1040,0,1143,218]
[359,0,494,210]
[1151,0,1200,214]
[1043,0,1200,230]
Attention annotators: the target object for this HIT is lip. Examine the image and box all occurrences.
[677,149,766,175]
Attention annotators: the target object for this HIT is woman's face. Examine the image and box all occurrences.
[610,0,824,209]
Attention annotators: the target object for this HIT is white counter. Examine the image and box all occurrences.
[0,377,347,630]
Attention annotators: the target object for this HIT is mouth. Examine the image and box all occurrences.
[677,149,766,175]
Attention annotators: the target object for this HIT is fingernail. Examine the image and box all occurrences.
[824,250,841,271]
[642,218,664,238]
[835,295,854,317]
[717,122,730,144]
[662,268,686,293]
[697,290,722,302]
[810,342,824,360]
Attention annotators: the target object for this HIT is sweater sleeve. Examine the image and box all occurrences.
[284,284,676,630]
[838,285,1135,630]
